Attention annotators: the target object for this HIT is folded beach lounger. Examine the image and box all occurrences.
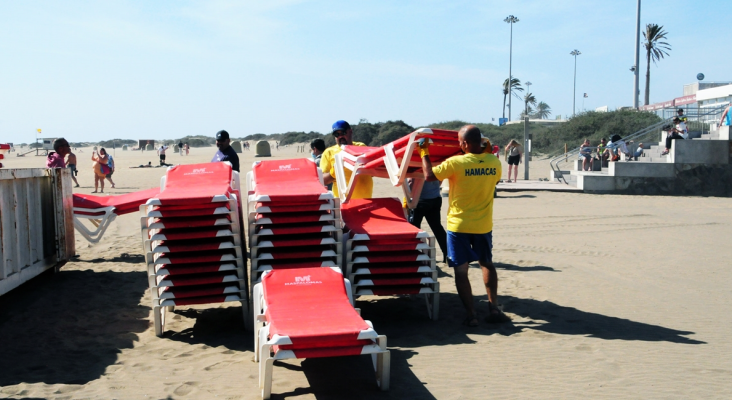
[248,159,333,203]
[72,187,160,243]
[139,162,249,337]
[333,128,461,204]
[342,198,439,320]
[253,267,389,399]
[246,158,345,294]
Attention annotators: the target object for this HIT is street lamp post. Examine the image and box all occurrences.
[633,0,641,109]
[570,49,581,117]
[525,81,532,116]
[504,15,519,121]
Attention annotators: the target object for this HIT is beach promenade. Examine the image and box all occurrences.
[1,144,730,399]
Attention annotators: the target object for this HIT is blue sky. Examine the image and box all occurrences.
[1,0,729,143]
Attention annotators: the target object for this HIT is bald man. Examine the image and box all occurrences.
[420,125,509,326]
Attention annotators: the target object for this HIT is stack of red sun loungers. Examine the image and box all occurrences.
[140,162,248,336]
[0,144,9,168]
[341,197,439,320]
[246,159,343,287]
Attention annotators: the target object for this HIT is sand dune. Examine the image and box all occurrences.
[1,144,730,399]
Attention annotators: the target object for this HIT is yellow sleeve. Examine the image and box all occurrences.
[320,148,334,176]
[432,158,454,181]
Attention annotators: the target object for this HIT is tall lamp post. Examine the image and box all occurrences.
[504,15,519,121]
[570,49,581,117]
[525,81,532,116]
[633,0,641,109]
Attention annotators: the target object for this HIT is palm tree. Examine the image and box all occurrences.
[502,78,524,119]
[534,102,552,119]
[643,24,671,105]
[520,106,534,119]
[523,92,537,117]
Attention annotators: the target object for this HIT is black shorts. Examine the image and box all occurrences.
[507,155,520,165]
[160,154,166,161]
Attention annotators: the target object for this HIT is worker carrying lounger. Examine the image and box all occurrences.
[321,120,373,199]
[419,124,510,327]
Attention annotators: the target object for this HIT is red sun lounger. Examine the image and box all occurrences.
[73,187,160,243]
[253,267,389,399]
[333,128,462,203]
[341,198,430,240]
[151,262,241,276]
[249,159,333,202]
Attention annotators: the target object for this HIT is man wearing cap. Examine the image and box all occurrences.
[419,125,509,327]
[212,130,240,172]
[320,120,373,199]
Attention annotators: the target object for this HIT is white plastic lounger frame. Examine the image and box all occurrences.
[73,205,117,243]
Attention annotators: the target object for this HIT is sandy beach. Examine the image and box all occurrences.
[1,144,731,399]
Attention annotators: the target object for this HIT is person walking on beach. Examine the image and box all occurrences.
[158,144,168,166]
[66,148,80,187]
[91,148,109,193]
[419,124,509,326]
[178,140,184,156]
[504,139,522,182]
[185,143,189,156]
[211,130,240,172]
[105,153,116,188]
[321,120,373,199]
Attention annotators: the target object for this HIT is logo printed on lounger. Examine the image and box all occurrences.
[285,275,322,285]
[270,164,301,172]
[183,168,214,175]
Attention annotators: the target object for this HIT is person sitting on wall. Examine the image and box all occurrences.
[661,124,684,156]
[579,139,593,171]
[607,134,631,161]
[633,143,645,161]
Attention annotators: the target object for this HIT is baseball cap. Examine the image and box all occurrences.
[216,130,230,141]
[332,120,351,133]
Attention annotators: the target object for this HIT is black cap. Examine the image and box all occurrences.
[216,130,229,141]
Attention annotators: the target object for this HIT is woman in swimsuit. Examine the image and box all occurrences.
[91,148,109,193]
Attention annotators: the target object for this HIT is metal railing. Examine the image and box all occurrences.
[549,105,728,184]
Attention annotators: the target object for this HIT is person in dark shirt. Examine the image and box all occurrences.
[211,130,240,172]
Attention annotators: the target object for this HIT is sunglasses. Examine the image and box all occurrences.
[332,130,347,137]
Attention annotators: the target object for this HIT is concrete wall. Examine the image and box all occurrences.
[581,163,732,196]
[668,139,729,164]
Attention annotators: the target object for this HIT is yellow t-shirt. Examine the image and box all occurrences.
[320,142,374,199]
[432,152,501,234]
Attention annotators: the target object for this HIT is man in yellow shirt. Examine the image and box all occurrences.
[320,120,373,199]
[420,125,509,326]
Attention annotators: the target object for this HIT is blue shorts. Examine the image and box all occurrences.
[447,231,493,268]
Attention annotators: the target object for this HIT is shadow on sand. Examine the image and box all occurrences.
[356,290,704,348]
[166,307,251,352]
[271,349,434,400]
[0,269,149,386]
[76,253,146,264]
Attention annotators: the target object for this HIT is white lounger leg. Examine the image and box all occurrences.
[153,304,166,337]
[374,335,390,390]
[424,282,440,320]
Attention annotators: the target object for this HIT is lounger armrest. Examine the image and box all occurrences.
[267,334,293,346]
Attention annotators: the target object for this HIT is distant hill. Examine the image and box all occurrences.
[89,110,661,155]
